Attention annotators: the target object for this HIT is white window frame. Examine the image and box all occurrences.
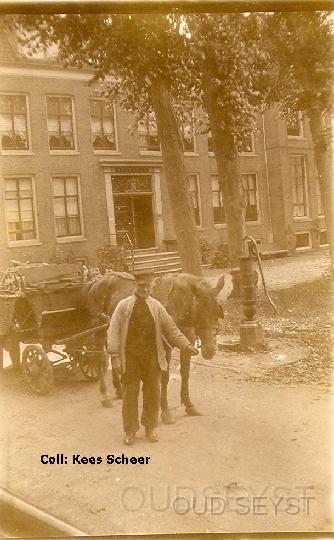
[208,132,214,156]
[211,173,227,229]
[241,172,261,224]
[188,173,202,228]
[89,98,121,155]
[182,111,198,156]
[290,154,310,221]
[238,133,256,156]
[295,231,312,251]
[0,93,33,156]
[3,174,41,247]
[138,113,161,156]
[51,174,86,243]
[46,95,79,155]
[287,112,305,139]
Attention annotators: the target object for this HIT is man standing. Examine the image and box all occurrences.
[107,271,198,446]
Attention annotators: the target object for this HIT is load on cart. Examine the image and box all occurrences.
[0,262,108,395]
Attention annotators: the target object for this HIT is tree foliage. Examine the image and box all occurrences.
[187,14,273,145]
[265,12,333,119]
[16,14,193,120]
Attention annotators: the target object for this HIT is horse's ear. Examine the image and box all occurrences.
[214,275,225,297]
[154,275,163,288]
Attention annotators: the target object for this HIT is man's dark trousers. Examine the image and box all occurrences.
[122,358,162,434]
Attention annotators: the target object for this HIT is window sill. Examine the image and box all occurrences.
[184,152,199,157]
[320,243,329,248]
[8,240,41,248]
[56,236,87,244]
[1,150,35,156]
[214,223,227,229]
[296,246,312,251]
[140,150,162,156]
[93,150,122,155]
[49,150,80,156]
[245,220,261,225]
[208,152,215,157]
[238,152,257,157]
[293,216,311,222]
[287,136,306,140]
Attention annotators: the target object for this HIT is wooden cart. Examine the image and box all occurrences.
[0,264,107,395]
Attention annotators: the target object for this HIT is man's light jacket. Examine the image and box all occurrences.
[107,295,191,372]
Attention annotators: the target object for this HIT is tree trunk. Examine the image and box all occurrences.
[150,76,203,276]
[201,74,246,268]
[308,109,334,275]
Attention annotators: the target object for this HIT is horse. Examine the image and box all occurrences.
[81,271,225,422]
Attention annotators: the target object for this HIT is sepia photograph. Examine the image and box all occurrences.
[0,2,333,537]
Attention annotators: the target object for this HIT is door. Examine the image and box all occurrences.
[133,195,155,248]
[114,195,135,247]
[113,191,156,249]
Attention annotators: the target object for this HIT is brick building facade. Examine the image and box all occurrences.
[0,29,328,271]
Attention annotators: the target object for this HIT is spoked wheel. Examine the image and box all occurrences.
[21,344,54,395]
[76,346,99,382]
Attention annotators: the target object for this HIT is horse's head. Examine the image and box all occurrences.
[192,275,225,360]
[164,278,196,329]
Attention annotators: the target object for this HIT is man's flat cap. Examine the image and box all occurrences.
[132,270,156,283]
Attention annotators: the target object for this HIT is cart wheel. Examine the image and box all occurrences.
[77,347,99,382]
[21,345,54,395]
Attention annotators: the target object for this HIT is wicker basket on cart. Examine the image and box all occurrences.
[26,284,83,326]
[0,294,20,336]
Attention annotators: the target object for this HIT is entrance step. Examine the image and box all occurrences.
[125,249,182,275]
[257,244,288,259]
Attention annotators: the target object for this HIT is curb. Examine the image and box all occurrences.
[0,487,87,537]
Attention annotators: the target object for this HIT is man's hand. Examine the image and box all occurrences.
[186,345,199,356]
[99,312,110,324]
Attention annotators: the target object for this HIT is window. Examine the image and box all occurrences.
[208,132,214,154]
[0,94,29,150]
[47,96,75,150]
[181,113,195,152]
[290,155,308,218]
[211,174,226,224]
[90,99,116,150]
[295,232,311,249]
[287,113,303,137]
[4,177,36,241]
[138,113,160,152]
[52,176,82,237]
[188,174,201,226]
[238,133,254,153]
[242,173,259,221]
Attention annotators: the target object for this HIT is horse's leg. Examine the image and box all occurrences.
[180,351,202,416]
[161,349,175,424]
[95,330,112,408]
[112,367,123,399]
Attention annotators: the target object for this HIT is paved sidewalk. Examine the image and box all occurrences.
[204,250,330,300]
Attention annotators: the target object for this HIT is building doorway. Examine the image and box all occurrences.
[112,174,156,249]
